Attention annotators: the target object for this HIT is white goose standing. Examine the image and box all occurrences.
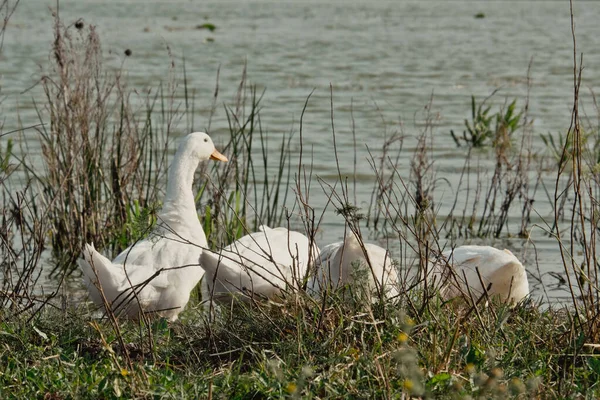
[78,132,227,321]
[200,225,319,304]
[431,245,529,304]
[311,230,399,299]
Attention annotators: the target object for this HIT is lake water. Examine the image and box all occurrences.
[2,0,600,304]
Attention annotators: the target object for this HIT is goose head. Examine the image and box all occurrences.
[181,131,228,163]
[163,132,228,215]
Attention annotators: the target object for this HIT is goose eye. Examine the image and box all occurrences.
[204,138,208,143]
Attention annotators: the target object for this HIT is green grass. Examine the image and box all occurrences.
[0,294,597,399]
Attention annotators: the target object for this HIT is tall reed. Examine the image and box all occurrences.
[552,0,600,345]
[28,18,175,272]
[197,79,294,251]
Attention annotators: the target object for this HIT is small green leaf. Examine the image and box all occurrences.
[588,357,600,375]
[466,344,485,367]
[196,23,216,32]
[152,317,170,336]
[576,331,585,348]
[428,372,451,387]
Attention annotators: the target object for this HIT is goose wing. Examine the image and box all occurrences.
[202,227,316,301]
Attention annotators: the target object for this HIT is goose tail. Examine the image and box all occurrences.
[200,250,239,286]
[78,243,122,306]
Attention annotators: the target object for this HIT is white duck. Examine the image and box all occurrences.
[430,245,529,304]
[200,225,320,304]
[78,132,227,321]
[311,230,399,299]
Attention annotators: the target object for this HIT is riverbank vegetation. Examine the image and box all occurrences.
[2,5,600,399]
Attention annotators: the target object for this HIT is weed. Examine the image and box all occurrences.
[451,94,523,149]
[29,18,173,272]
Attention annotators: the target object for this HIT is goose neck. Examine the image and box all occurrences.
[162,149,198,219]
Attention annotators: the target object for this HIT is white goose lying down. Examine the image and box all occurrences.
[200,226,320,304]
[311,231,399,298]
[430,245,529,304]
[78,132,227,321]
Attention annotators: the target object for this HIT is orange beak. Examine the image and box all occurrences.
[210,149,228,162]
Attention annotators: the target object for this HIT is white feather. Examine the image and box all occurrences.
[201,225,319,304]
[430,245,529,303]
[310,231,398,299]
[78,132,227,321]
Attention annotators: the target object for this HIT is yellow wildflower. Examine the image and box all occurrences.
[397,332,409,343]
[286,382,297,394]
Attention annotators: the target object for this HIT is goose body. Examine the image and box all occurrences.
[200,225,319,304]
[78,132,227,321]
[311,232,399,298]
[431,245,529,303]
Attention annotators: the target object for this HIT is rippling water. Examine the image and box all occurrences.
[3,0,600,303]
